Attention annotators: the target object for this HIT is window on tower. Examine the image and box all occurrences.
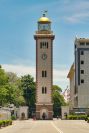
[42,71,44,77]
[42,71,47,77]
[40,42,48,49]
[47,42,48,48]
[42,87,47,94]
[42,87,44,94]
[45,87,47,94]
[40,42,42,48]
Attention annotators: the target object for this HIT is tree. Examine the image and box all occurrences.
[52,85,66,117]
[7,72,25,106]
[20,74,36,108]
[0,66,8,86]
[0,66,9,106]
[0,68,25,106]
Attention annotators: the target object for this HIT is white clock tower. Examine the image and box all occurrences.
[34,13,55,120]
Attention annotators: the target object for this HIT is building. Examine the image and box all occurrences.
[67,63,75,109]
[62,87,70,103]
[34,13,55,120]
[68,38,89,111]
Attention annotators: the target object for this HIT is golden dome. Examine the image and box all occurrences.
[38,15,51,23]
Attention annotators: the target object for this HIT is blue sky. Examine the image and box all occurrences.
[1,0,89,91]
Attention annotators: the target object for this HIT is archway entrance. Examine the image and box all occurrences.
[40,108,48,120]
[21,112,25,120]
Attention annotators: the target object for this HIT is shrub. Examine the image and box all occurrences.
[0,121,3,128]
[0,119,12,129]
[2,120,6,127]
[68,115,87,120]
[11,115,16,120]
[87,117,89,123]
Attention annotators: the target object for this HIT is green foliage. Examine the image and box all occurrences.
[0,66,25,106]
[0,65,67,119]
[0,120,12,128]
[67,115,87,120]
[87,117,89,123]
[11,115,16,120]
[52,85,66,117]
[0,66,8,86]
[20,75,36,108]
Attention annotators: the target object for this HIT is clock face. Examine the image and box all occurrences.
[41,53,47,60]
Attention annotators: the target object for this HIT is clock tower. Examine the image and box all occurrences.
[34,13,55,120]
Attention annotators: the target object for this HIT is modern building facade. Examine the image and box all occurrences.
[75,38,89,108]
[68,38,89,110]
[34,13,55,119]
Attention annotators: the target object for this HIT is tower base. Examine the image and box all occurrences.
[36,104,53,120]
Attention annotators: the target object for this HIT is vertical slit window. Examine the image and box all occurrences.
[42,71,44,77]
[45,87,47,94]
[42,71,47,77]
[45,42,46,48]
[40,42,42,48]
[43,42,45,48]
[42,87,44,94]
[47,42,48,48]
[45,71,47,77]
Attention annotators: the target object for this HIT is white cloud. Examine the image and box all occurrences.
[2,64,35,78]
[65,12,89,23]
[63,0,89,23]
[2,64,69,89]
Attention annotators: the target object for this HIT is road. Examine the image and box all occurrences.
[0,119,89,133]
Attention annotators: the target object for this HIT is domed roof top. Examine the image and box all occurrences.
[38,14,51,23]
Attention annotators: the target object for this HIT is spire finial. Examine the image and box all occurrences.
[43,10,48,17]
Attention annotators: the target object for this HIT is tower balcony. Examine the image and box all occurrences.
[35,30,53,34]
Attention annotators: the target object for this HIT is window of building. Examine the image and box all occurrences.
[42,87,44,94]
[45,71,47,77]
[42,71,44,77]
[40,42,42,48]
[47,42,48,48]
[45,42,46,48]
[42,87,47,94]
[81,70,84,74]
[81,79,84,83]
[42,71,47,77]
[81,51,84,55]
[40,42,48,49]
[80,42,85,45]
[81,60,84,64]
[45,87,47,94]
[86,42,89,45]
